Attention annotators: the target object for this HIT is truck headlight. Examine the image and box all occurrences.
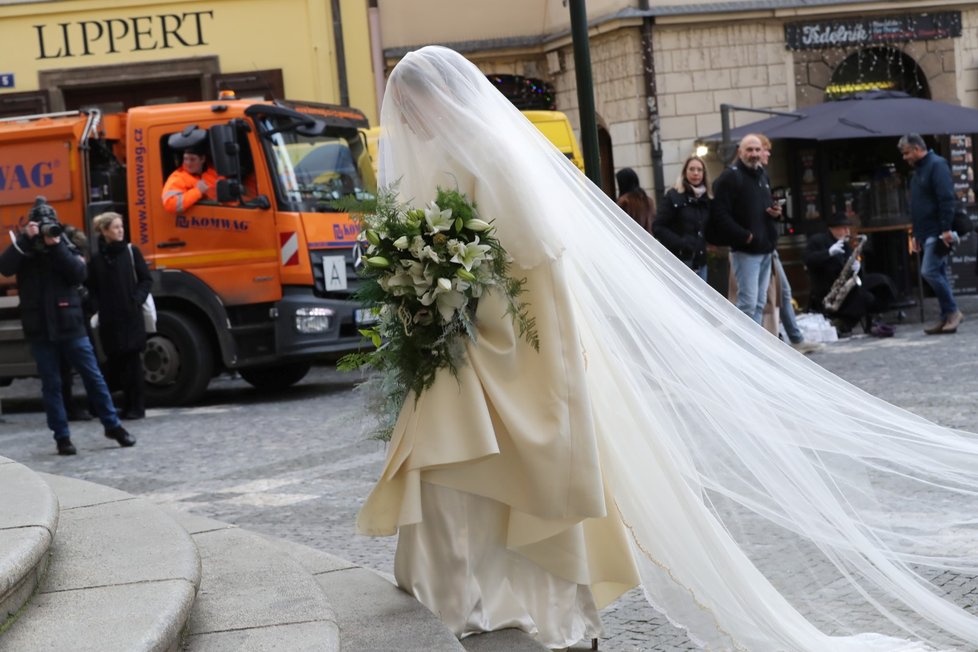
[295,307,333,333]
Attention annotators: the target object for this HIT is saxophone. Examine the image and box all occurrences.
[822,235,867,313]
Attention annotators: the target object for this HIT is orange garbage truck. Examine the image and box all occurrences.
[0,98,375,405]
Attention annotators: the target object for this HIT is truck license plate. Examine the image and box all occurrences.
[321,256,348,291]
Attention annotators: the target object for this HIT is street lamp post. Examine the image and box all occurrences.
[568,0,601,188]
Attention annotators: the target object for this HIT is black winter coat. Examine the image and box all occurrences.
[0,234,88,342]
[708,163,777,253]
[88,239,153,355]
[652,188,709,269]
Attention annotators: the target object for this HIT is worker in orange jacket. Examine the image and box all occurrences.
[162,143,221,213]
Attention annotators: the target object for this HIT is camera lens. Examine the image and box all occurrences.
[40,223,63,238]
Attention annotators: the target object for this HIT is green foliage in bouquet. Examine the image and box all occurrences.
[338,186,538,441]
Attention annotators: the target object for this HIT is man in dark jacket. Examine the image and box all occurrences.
[0,198,135,455]
[709,134,782,323]
[899,134,962,334]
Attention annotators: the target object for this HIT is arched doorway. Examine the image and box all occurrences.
[826,46,930,100]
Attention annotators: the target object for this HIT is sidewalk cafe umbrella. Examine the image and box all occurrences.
[709,91,978,142]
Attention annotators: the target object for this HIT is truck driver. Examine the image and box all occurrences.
[162,126,220,213]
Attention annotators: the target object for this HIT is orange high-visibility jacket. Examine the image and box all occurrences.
[162,166,220,213]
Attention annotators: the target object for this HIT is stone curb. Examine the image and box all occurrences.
[0,473,200,652]
[166,510,340,652]
[0,457,58,631]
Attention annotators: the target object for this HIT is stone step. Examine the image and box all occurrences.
[263,533,550,651]
[0,456,59,630]
[261,533,467,651]
[167,511,340,651]
[0,474,200,652]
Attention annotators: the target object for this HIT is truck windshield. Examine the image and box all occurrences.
[256,115,371,212]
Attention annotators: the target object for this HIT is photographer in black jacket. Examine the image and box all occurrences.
[0,197,134,455]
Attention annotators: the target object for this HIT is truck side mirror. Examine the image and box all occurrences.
[216,179,242,203]
[208,124,242,179]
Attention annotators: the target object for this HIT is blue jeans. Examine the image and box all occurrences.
[31,337,120,440]
[730,251,773,324]
[774,253,803,343]
[921,236,958,318]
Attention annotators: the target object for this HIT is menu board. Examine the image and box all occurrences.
[798,149,821,222]
[948,135,977,295]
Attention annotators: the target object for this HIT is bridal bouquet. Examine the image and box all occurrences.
[339,187,538,440]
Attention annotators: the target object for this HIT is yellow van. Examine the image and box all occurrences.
[521,110,585,173]
[360,110,585,178]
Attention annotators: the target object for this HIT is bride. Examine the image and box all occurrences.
[358,45,978,651]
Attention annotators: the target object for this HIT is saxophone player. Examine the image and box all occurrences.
[804,212,896,336]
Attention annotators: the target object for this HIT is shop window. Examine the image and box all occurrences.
[0,90,49,119]
[826,47,929,100]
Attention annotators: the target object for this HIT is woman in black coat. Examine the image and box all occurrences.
[88,212,153,419]
[652,156,711,281]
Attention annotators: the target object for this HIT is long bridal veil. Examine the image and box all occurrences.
[380,46,978,650]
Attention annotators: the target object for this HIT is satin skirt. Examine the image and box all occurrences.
[395,482,603,649]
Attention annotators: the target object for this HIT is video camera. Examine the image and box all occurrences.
[28,196,63,238]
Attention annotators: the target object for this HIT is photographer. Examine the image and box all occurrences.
[0,197,135,455]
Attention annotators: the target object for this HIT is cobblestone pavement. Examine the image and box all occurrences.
[2,296,977,651]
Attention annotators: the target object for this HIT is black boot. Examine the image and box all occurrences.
[56,438,77,455]
[104,425,136,447]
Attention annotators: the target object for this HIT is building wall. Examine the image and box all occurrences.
[957,9,978,108]
[0,0,378,122]
[653,20,791,185]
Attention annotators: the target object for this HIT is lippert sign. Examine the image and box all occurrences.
[785,12,961,51]
[33,11,213,59]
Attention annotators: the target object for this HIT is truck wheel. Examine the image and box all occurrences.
[239,362,312,390]
[144,311,214,406]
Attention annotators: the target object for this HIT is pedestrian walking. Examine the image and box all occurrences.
[615,167,654,232]
[899,133,963,334]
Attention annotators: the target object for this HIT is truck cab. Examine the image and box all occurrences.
[0,99,375,404]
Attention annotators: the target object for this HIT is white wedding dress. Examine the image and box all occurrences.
[358,46,978,651]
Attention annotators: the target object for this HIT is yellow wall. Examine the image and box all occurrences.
[377,0,630,50]
[0,0,378,123]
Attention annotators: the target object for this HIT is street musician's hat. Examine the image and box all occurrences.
[826,211,852,227]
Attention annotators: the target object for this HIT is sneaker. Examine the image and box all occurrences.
[791,341,824,354]
[924,320,946,335]
[56,438,77,456]
[941,311,964,334]
[104,425,136,447]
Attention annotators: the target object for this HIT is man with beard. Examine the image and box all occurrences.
[709,134,781,324]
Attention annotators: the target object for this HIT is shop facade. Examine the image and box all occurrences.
[0,0,379,124]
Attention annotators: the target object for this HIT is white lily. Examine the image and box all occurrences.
[393,235,410,250]
[421,245,441,263]
[450,236,492,271]
[465,218,492,232]
[419,276,466,322]
[424,201,453,233]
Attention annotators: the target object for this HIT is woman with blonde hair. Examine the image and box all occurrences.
[88,212,153,419]
[652,155,711,280]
